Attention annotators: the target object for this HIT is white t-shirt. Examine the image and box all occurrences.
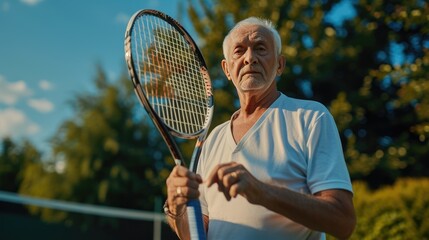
[197,93,352,240]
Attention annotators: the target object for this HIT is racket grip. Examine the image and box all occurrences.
[186,199,206,240]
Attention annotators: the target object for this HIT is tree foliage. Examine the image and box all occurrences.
[0,138,41,192]
[187,0,429,187]
[17,67,173,229]
[336,178,429,240]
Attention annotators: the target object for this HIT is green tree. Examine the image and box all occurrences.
[187,0,429,187]
[344,178,429,239]
[19,66,172,229]
[0,138,41,192]
[333,0,429,187]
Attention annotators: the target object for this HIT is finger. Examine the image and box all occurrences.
[222,171,239,188]
[215,179,231,201]
[229,181,242,198]
[175,186,201,199]
[206,162,234,186]
[174,165,203,183]
[217,169,237,201]
[221,171,241,201]
[167,187,200,210]
[167,182,201,206]
[173,165,190,177]
[170,177,201,190]
[206,164,221,187]
[168,185,201,214]
[176,186,183,196]
[169,165,181,176]
[194,173,203,183]
[173,196,188,207]
[206,164,235,200]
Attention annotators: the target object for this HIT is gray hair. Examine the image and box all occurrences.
[222,17,282,59]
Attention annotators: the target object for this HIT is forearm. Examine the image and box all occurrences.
[166,209,191,240]
[257,184,355,239]
[206,162,355,238]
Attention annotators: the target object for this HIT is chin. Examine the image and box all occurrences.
[240,86,266,92]
[239,82,268,92]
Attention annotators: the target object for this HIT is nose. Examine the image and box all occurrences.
[243,48,257,65]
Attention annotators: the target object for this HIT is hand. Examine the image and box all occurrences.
[166,165,203,215]
[206,162,262,203]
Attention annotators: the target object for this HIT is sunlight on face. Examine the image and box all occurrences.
[223,24,281,94]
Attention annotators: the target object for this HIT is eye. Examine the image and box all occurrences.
[233,47,244,58]
[256,45,267,52]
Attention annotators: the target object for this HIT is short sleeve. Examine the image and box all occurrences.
[305,111,353,194]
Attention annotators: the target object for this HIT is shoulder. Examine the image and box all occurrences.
[278,93,329,113]
[276,93,332,123]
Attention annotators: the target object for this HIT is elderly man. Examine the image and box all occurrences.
[164,17,356,240]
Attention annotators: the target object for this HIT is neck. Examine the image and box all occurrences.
[237,89,280,120]
[237,82,279,115]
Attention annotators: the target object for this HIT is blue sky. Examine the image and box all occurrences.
[0,0,192,155]
[0,0,356,156]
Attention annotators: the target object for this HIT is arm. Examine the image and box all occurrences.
[165,205,190,240]
[262,184,355,239]
[206,162,356,239]
[165,166,208,240]
[166,212,209,240]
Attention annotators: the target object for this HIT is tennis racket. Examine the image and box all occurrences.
[124,9,212,240]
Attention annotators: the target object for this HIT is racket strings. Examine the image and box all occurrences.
[132,15,209,135]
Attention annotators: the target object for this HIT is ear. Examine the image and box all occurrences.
[221,59,231,81]
[276,55,286,76]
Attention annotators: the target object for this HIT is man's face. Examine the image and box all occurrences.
[222,24,284,94]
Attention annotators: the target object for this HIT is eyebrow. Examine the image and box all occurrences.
[233,35,269,48]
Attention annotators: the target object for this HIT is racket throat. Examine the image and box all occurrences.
[174,159,182,166]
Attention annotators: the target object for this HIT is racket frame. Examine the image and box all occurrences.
[125,9,213,165]
[124,9,213,240]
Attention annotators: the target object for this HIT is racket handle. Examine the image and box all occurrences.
[186,199,206,240]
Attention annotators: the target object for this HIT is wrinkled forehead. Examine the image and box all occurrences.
[229,24,274,46]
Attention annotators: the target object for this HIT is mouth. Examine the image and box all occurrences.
[238,67,262,80]
[242,71,260,76]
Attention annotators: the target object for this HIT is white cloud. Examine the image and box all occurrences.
[0,75,31,105]
[39,79,53,90]
[27,98,54,113]
[0,108,39,138]
[20,0,43,6]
